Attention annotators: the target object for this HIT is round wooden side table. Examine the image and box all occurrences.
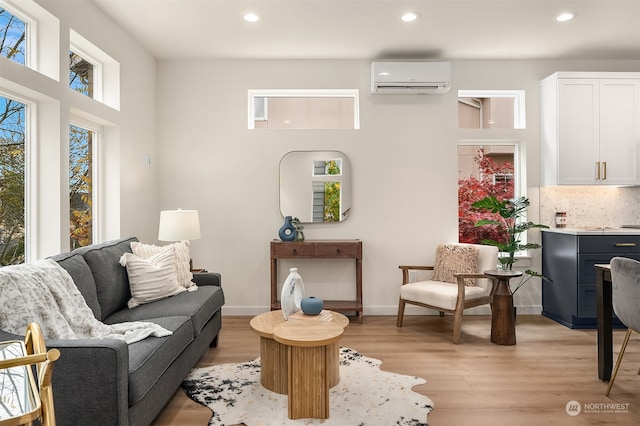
[485,269,522,346]
[249,310,348,394]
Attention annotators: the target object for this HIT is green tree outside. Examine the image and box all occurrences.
[323,160,341,222]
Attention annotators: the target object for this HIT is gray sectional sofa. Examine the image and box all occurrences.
[0,237,225,426]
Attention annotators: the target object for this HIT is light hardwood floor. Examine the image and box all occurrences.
[153,315,639,426]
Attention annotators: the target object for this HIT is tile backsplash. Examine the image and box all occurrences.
[540,186,640,228]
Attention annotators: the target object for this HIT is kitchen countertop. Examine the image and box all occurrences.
[542,227,640,235]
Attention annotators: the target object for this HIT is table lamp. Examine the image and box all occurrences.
[158,208,201,270]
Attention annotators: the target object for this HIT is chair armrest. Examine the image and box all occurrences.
[398,265,434,271]
[398,265,434,284]
[453,272,489,279]
[192,272,222,287]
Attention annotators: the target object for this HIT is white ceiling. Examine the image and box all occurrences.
[91,0,640,61]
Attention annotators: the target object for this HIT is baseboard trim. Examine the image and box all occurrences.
[222,305,542,316]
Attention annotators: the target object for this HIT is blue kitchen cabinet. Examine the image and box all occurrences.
[541,229,640,328]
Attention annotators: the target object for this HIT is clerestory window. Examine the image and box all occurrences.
[0,7,26,65]
[248,89,360,130]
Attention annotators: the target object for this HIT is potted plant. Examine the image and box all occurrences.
[471,195,550,293]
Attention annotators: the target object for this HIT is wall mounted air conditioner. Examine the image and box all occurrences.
[371,61,451,95]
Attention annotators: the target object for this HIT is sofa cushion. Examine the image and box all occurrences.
[74,237,138,320]
[49,252,101,319]
[105,285,224,337]
[111,315,193,405]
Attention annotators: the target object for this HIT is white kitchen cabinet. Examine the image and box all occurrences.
[541,72,640,186]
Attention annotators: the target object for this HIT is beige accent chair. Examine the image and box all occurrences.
[397,243,499,344]
[606,257,640,397]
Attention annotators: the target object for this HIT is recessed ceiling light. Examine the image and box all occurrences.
[244,13,260,23]
[556,12,574,22]
[401,12,419,22]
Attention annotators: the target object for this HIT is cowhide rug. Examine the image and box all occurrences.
[183,347,433,425]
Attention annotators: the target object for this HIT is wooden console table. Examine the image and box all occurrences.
[270,240,363,323]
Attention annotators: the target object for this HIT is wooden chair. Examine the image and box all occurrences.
[397,243,499,344]
[0,323,60,426]
[606,257,640,396]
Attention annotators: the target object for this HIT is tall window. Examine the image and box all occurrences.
[69,124,93,249]
[0,7,26,65]
[69,50,94,97]
[0,95,26,265]
[458,145,517,244]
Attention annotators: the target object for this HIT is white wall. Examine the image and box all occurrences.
[1,0,160,255]
[156,58,640,316]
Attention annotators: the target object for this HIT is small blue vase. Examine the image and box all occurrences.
[301,296,324,316]
[279,216,296,241]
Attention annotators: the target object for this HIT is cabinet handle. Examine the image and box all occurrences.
[602,161,607,180]
[614,243,637,247]
[596,162,601,180]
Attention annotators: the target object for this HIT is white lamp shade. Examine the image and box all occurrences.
[158,209,201,241]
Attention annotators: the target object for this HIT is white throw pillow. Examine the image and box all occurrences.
[130,241,195,289]
[120,247,186,308]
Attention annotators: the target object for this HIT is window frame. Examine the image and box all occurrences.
[457,139,531,252]
[458,90,526,129]
[69,46,102,101]
[247,89,360,129]
[0,88,36,262]
[0,0,59,80]
[0,2,31,66]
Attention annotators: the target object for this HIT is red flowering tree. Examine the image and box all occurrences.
[458,149,514,243]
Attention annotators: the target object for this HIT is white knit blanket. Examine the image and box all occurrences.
[0,259,172,344]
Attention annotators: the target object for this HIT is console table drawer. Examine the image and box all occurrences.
[316,244,360,258]
[271,244,316,257]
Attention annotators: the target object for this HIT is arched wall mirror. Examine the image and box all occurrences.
[279,151,352,223]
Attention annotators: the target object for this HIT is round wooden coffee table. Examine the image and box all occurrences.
[249,310,348,395]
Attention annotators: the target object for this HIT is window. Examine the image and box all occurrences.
[0,7,26,65]
[458,143,520,244]
[69,50,95,97]
[248,89,360,129]
[312,159,342,222]
[0,94,26,265]
[458,90,526,129]
[69,29,120,110]
[0,0,60,80]
[69,124,95,249]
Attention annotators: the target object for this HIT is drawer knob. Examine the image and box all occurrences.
[292,249,297,254]
[336,249,342,254]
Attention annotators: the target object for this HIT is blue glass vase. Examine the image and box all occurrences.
[279,216,296,241]
[301,296,324,316]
